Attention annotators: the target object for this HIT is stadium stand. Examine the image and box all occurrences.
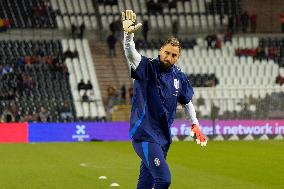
[62,38,106,120]
[0,39,74,122]
[0,0,283,122]
[50,0,98,30]
[0,0,57,28]
[95,0,242,33]
[0,38,106,122]
[135,35,282,118]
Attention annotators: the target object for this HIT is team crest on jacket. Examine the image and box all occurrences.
[174,79,179,89]
[154,158,160,166]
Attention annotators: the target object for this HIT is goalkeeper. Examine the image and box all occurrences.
[122,10,207,189]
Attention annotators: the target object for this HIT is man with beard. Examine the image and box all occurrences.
[122,10,207,189]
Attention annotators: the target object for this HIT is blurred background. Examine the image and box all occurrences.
[0,0,284,142]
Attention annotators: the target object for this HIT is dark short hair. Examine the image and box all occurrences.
[161,37,181,52]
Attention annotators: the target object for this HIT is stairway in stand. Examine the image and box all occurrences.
[89,41,133,106]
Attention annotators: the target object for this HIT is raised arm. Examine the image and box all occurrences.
[124,32,141,69]
[122,10,142,70]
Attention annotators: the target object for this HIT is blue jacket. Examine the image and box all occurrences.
[129,56,194,148]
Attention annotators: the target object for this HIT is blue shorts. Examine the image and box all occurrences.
[132,140,171,189]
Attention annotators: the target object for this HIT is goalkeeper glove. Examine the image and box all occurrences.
[121,10,142,34]
[190,124,207,147]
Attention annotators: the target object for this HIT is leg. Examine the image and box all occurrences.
[137,161,154,189]
[132,141,171,189]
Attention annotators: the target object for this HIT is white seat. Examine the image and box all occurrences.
[238,37,246,49]
[162,5,169,13]
[63,15,71,29]
[244,64,251,77]
[101,15,108,29]
[200,15,207,29]
[214,15,220,27]
[83,16,92,30]
[56,16,64,30]
[224,57,233,65]
[90,16,98,30]
[149,15,158,30]
[258,62,266,76]
[211,57,219,65]
[58,0,67,14]
[193,15,201,29]
[77,16,83,26]
[187,49,194,58]
[112,5,119,14]
[75,101,84,117]
[164,15,172,29]
[245,37,253,48]
[98,101,106,117]
[252,37,259,48]
[184,1,191,13]
[118,0,125,11]
[179,14,187,30]
[223,88,231,99]
[72,0,81,14]
[124,0,132,9]
[193,64,201,73]
[193,46,201,57]
[218,76,226,87]
[222,64,230,78]
[132,0,140,13]
[259,89,267,98]
[208,61,215,74]
[240,77,247,86]
[230,89,238,99]
[50,0,58,10]
[193,88,201,99]
[157,15,165,29]
[222,15,228,26]
[237,63,244,77]
[215,49,222,58]
[191,0,198,13]
[207,15,214,29]
[196,37,205,47]
[201,48,208,57]
[86,0,95,13]
[105,5,112,14]
[215,88,223,99]
[90,102,98,117]
[221,48,230,58]
[198,0,206,13]
[232,37,238,48]
[208,48,214,58]
[227,99,235,111]
[79,0,88,14]
[240,56,247,64]
[186,15,194,29]
[228,77,236,86]
[83,102,90,117]
[65,0,75,14]
[177,1,184,13]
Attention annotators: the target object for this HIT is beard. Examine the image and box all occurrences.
[160,60,172,71]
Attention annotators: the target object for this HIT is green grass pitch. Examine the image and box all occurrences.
[0,141,283,189]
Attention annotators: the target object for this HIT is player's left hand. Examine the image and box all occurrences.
[121,10,142,34]
[190,124,207,147]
